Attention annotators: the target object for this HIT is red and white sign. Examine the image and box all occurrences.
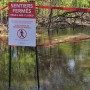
[8,2,36,18]
[8,2,36,46]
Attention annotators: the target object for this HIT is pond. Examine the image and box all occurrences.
[0,25,90,90]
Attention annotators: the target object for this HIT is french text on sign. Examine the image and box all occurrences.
[8,2,36,47]
[9,2,36,18]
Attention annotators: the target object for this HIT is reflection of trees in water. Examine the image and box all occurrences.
[38,43,84,90]
[0,41,89,90]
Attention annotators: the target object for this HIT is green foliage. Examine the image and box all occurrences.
[84,69,90,76]
[0,0,89,7]
[72,0,89,7]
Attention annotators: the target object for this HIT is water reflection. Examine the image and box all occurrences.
[68,58,75,73]
[12,47,18,58]
[38,42,84,90]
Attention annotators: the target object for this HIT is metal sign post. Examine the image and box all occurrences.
[8,46,12,90]
[35,46,40,90]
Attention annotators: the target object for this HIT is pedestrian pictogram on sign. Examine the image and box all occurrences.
[17,29,27,39]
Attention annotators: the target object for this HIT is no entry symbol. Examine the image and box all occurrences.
[17,29,27,39]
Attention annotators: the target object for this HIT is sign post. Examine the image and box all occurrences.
[8,2,40,90]
[35,46,40,90]
[8,46,12,90]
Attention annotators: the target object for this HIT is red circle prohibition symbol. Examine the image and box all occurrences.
[17,29,27,39]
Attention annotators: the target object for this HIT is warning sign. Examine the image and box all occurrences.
[8,2,36,46]
[8,2,36,18]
